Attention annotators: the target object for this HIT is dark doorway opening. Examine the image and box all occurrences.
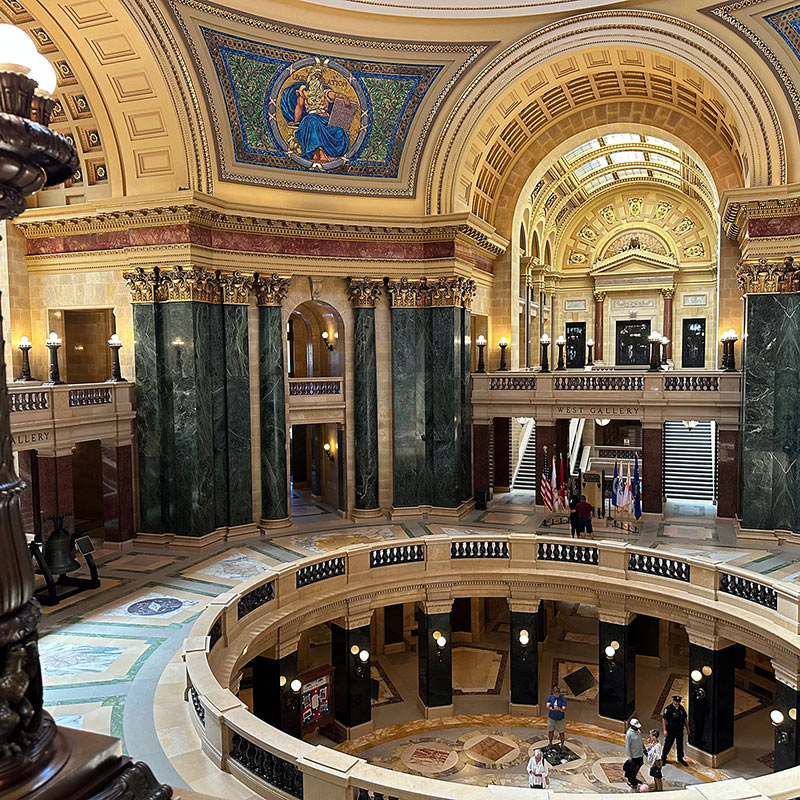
[682,318,706,368]
[565,322,586,368]
[615,320,651,366]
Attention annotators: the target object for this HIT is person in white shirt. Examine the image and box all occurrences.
[527,749,549,789]
[646,729,663,791]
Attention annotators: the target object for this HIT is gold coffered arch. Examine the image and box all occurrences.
[428,11,788,229]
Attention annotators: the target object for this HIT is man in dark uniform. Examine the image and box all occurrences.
[662,695,689,765]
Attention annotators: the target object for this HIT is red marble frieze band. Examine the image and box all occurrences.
[748,215,800,238]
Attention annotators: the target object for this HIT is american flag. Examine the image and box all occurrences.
[540,451,554,512]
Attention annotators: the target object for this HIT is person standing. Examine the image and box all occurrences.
[624,718,644,789]
[575,495,594,537]
[646,729,663,791]
[546,686,567,747]
[527,749,549,789]
[569,493,580,538]
[662,695,689,766]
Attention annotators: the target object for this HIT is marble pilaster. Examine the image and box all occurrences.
[773,680,800,770]
[642,427,663,514]
[101,443,134,543]
[351,304,379,511]
[509,609,538,709]
[459,307,472,503]
[331,623,372,731]
[598,619,635,723]
[688,642,736,758]
[416,607,452,714]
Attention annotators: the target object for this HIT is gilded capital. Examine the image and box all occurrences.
[123,267,160,303]
[254,273,291,307]
[736,256,799,294]
[386,276,430,308]
[346,277,382,308]
[220,271,253,305]
[159,266,221,303]
[661,288,675,299]
[429,276,477,308]
[593,290,607,303]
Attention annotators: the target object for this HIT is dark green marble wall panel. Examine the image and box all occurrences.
[223,304,253,526]
[391,308,427,508]
[210,302,228,530]
[353,307,379,510]
[161,301,216,537]
[337,426,346,512]
[430,306,461,508]
[742,294,800,531]
[459,308,472,503]
[132,302,168,533]
[259,305,288,521]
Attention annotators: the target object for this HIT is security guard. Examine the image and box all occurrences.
[662,695,689,765]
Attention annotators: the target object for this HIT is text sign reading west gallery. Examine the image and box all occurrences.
[556,406,642,417]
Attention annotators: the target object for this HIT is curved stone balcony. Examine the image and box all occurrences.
[184,533,800,800]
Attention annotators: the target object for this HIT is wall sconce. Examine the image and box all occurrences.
[771,709,790,744]
[107,333,126,383]
[498,337,509,371]
[595,418,610,427]
[604,644,617,671]
[351,644,370,677]
[519,629,530,661]
[586,338,594,366]
[720,329,738,372]
[660,336,669,366]
[648,330,663,372]
[43,332,64,386]
[321,330,336,351]
[476,334,487,374]
[540,333,551,373]
[555,335,566,371]
[15,336,36,382]
[281,676,302,710]
[323,442,334,462]
[433,630,447,660]
[682,419,699,430]
[690,668,707,699]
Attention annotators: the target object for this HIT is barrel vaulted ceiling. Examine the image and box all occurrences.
[4,0,800,216]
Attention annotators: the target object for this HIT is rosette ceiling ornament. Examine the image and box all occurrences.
[0,24,77,219]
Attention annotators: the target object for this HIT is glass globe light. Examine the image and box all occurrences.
[436,635,447,648]
[604,645,616,659]
[27,52,56,95]
[358,649,369,662]
[290,678,302,693]
[770,709,785,727]
[519,632,529,646]
[0,24,38,73]
[690,669,703,683]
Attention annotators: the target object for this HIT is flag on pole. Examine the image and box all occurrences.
[611,461,619,508]
[558,453,567,510]
[551,456,558,509]
[623,462,633,511]
[633,453,642,520]
[540,451,554,512]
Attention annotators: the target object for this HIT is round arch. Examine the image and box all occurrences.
[427,11,788,221]
[288,300,344,378]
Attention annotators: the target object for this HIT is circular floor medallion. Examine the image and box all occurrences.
[463,733,521,766]
[126,597,183,616]
[399,741,459,774]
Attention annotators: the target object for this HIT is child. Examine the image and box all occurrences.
[646,729,663,791]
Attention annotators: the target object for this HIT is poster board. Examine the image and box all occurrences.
[299,665,335,733]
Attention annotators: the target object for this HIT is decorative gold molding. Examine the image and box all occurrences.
[661,288,675,299]
[736,257,799,294]
[346,277,382,308]
[159,266,222,303]
[254,273,291,307]
[386,276,476,309]
[387,277,430,308]
[593,290,607,303]
[123,267,161,303]
[219,270,253,305]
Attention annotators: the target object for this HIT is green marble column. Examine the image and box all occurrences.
[256,275,291,525]
[742,293,800,531]
[347,278,382,513]
[221,274,254,528]
[460,306,472,503]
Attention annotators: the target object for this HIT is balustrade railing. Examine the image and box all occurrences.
[664,375,719,391]
[370,543,424,568]
[554,375,643,391]
[9,390,49,412]
[595,446,639,460]
[288,378,342,396]
[628,552,690,582]
[237,581,274,620]
[489,376,536,390]
[68,386,113,406]
[720,572,777,609]
[450,540,509,559]
[537,541,599,564]
[185,533,800,800]
[296,556,346,588]
[230,733,303,799]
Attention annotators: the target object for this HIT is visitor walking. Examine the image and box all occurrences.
[624,718,644,789]
[546,686,567,746]
[527,749,549,789]
[569,493,579,538]
[662,695,689,766]
[575,495,594,537]
[646,729,663,791]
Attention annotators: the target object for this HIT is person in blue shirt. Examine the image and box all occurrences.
[546,686,567,746]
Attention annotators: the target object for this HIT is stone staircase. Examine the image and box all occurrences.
[512,419,537,490]
[663,420,715,502]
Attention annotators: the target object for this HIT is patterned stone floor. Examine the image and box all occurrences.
[36,497,800,796]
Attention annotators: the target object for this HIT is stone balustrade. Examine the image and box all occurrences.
[472,370,741,426]
[287,376,345,423]
[184,533,800,800]
[9,381,135,451]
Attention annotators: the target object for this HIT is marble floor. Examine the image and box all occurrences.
[36,500,798,797]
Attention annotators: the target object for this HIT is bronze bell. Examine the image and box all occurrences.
[42,514,80,576]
